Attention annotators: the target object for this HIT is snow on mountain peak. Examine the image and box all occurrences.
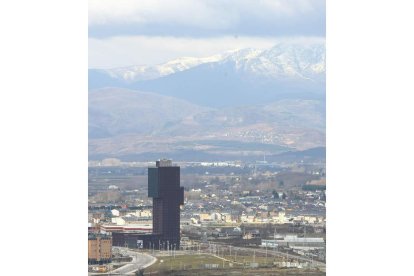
[107,53,225,82]
[105,42,325,83]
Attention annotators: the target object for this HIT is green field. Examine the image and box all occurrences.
[144,253,324,276]
[146,254,224,272]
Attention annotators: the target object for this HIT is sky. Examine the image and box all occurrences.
[89,0,325,69]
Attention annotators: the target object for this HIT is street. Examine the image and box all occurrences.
[89,247,156,275]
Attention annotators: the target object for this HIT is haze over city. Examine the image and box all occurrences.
[3,1,414,276]
[88,1,326,275]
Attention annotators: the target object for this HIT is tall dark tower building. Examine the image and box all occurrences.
[111,159,184,250]
[148,159,184,249]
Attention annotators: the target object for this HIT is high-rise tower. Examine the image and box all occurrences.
[111,159,184,250]
[148,159,184,248]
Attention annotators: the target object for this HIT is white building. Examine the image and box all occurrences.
[272,211,288,224]
[111,209,120,217]
[111,217,125,225]
[262,235,325,249]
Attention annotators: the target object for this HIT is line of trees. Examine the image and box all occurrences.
[272,190,287,199]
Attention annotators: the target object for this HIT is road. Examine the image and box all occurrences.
[113,247,157,275]
[89,247,157,275]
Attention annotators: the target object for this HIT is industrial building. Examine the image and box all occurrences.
[112,159,184,250]
[261,235,325,249]
[100,224,152,234]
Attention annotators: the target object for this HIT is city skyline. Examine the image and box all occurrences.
[88,1,326,274]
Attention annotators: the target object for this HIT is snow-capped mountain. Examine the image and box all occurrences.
[106,54,225,82]
[89,41,325,107]
[92,41,325,84]
[88,42,326,159]
[220,43,325,81]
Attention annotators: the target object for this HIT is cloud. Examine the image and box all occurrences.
[89,0,236,28]
[89,35,324,68]
[88,1,325,68]
[88,0,325,38]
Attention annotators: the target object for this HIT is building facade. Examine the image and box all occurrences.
[112,159,184,250]
[148,159,184,248]
[88,233,112,264]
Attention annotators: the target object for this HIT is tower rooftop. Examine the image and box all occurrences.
[156,159,172,167]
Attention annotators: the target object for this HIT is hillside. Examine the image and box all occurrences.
[88,42,325,160]
[89,42,325,107]
[89,88,325,160]
[89,88,210,139]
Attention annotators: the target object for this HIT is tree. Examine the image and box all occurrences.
[320,191,326,201]
[282,192,287,200]
[135,269,145,276]
[278,180,284,187]
[272,190,279,199]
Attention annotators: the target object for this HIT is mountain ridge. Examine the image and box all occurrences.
[89,42,326,108]
[101,42,326,83]
[89,87,325,159]
[88,42,326,159]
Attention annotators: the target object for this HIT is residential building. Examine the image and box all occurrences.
[88,233,112,264]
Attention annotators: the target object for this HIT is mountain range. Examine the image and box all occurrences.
[89,41,326,161]
[89,42,325,106]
